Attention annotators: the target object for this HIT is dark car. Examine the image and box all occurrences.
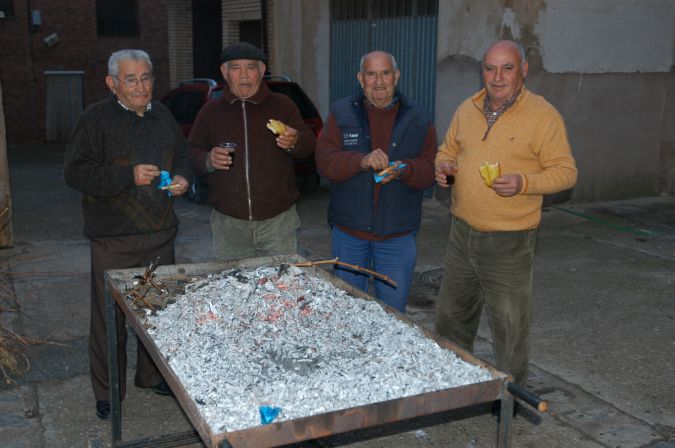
[161,76,323,203]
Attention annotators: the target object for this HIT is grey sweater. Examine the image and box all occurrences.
[64,96,192,237]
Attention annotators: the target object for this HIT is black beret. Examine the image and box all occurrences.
[220,42,268,64]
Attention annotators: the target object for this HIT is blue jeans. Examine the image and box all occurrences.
[331,226,416,313]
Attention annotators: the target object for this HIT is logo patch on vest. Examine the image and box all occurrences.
[342,132,359,146]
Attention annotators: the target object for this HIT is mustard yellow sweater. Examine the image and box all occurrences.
[436,87,577,231]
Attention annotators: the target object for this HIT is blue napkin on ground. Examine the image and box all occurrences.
[259,405,282,424]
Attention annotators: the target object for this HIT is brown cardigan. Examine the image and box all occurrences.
[188,82,315,221]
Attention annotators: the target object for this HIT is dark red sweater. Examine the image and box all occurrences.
[188,82,315,221]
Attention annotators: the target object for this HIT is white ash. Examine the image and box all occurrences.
[146,265,492,434]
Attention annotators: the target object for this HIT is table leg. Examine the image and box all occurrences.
[497,393,513,448]
[105,272,122,441]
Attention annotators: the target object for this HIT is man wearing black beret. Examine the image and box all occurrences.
[188,42,315,260]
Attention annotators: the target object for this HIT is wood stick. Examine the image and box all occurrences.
[507,382,549,412]
[0,324,66,347]
[0,81,13,248]
[293,257,398,287]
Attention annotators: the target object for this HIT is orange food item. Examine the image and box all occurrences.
[266,119,287,135]
[479,162,501,187]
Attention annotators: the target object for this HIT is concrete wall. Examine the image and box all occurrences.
[436,0,675,201]
[272,0,331,121]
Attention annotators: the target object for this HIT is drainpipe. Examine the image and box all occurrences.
[260,0,268,57]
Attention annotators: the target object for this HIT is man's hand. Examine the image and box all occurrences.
[379,161,402,184]
[167,175,189,197]
[276,125,299,151]
[492,173,523,196]
[360,148,389,171]
[435,161,458,188]
[134,164,160,186]
[208,145,235,170]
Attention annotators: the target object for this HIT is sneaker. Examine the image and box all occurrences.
[96,400,110,419]
[151,379,174,397]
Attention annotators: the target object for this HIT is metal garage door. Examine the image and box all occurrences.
[45,71,84,141]
[330,0,438,118]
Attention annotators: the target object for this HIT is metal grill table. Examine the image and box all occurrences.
[102,255,519,448]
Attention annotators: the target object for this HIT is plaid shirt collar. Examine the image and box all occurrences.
[481,89,520,140]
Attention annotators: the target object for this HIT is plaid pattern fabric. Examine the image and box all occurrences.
[482,91,520,140]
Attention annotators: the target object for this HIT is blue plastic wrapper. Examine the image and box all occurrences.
[373,162,407,183]
[157,170,173,197]
[259,405,281,424]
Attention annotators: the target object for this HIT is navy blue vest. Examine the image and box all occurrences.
[327,91,430,236]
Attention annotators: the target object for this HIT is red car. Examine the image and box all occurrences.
[161,76,323,202]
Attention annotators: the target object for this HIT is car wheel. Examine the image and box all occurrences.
[187,178,208,204]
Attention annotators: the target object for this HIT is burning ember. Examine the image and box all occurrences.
[145,264,491,433]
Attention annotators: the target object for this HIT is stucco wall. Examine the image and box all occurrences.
[272,0,330,121]
[436,0,675,200]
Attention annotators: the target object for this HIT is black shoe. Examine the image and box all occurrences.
[96,400,110,419]
[151,379,174,397]
[491,400,520,420]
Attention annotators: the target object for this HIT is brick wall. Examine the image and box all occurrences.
[167,0,193,87]
[0,0,36,143]
[222,0,259,48]
[0,0,172,143]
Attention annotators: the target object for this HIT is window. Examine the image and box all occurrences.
[332,0,437,20]
[239,20,262,49]
[0,0,14,18]
[96,0,138,37]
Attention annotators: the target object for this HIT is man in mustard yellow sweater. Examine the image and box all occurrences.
[434,40,577,388]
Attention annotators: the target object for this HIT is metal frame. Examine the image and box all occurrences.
[103,272,202,447]
[101,256,517,447]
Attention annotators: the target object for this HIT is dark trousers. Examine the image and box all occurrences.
[435,216,538,384]
[89,228,176,401]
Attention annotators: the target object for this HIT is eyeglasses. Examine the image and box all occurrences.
[116,74,154,88]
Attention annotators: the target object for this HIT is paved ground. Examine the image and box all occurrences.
[1,143,674,448]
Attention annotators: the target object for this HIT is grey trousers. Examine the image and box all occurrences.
[89,228,176,401]
[435,216,538,384]
[210,205,300,260]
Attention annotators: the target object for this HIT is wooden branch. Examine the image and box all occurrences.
[0,324,66,347]
[0,81,13,248]
[293,258,398,287]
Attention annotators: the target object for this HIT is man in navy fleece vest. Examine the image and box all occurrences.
[315,50,437,312]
